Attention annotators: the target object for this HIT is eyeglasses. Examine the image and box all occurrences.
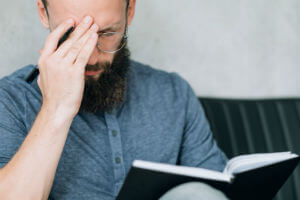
[96,28,128,54]
[97,1,129,54]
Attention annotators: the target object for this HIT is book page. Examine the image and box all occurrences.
[133,160,233,183]
[223,152,298,175]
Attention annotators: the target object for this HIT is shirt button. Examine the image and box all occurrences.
[115,157,121,164]
[112,130,118,137]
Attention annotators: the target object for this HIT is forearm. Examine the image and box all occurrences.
[0,105,73,200]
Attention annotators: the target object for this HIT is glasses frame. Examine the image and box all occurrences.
[96,27,128,54]
[96,1,129,54]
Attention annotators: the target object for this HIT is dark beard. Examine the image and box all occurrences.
[79,45,131,113]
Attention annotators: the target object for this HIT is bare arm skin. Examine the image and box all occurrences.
[0,16,99,200]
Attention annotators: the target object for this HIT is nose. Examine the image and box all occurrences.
[87,46,99,65]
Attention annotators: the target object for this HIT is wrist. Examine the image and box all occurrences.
[40,103,76,126]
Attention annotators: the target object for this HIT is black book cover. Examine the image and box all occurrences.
[116,157,300,200]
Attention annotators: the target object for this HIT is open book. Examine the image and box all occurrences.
[117,152,300,200]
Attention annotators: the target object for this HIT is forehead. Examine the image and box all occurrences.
[48,0,126,27]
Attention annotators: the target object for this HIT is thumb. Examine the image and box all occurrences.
[37,75,41,89]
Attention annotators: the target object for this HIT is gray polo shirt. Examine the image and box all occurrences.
[0,60,227,200]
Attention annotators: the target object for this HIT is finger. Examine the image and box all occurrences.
[55,16,94,57]
[39,49,43,55]
[73,33,98,69]
[64,24,99,64]
[42,18,75,57]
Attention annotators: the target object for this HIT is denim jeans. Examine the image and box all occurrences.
[159,182,229,200]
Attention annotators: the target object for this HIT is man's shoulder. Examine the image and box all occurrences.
[0,64,36,97]
[129,60,192,102]
[0,65,35,86]
[130,60,189,90]
[130,60,176,79]
[0,65,36,124]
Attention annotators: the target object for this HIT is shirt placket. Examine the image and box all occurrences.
[104,111,126,195]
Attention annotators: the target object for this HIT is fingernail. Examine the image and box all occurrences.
[91,24,99,31]
[84,16,92,23]
[66,18,74,24]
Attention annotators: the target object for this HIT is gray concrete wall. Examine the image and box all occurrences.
[1,0,299,98]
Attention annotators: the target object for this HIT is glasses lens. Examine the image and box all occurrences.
[97,32,125,53]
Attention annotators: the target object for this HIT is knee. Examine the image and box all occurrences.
[159,182,229,200]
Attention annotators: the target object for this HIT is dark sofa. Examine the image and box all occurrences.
[199,98,300,200]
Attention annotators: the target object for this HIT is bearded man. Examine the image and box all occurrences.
[0,0,228,199]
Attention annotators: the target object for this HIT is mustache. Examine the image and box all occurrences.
[85,62,111,72]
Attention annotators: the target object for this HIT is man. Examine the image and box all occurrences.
[0,0,227,199]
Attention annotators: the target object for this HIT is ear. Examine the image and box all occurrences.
[127,0,136,26]
[36,0,50,29]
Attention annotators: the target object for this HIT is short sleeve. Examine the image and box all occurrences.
[176,75,227,172]
[0,87,27,169]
